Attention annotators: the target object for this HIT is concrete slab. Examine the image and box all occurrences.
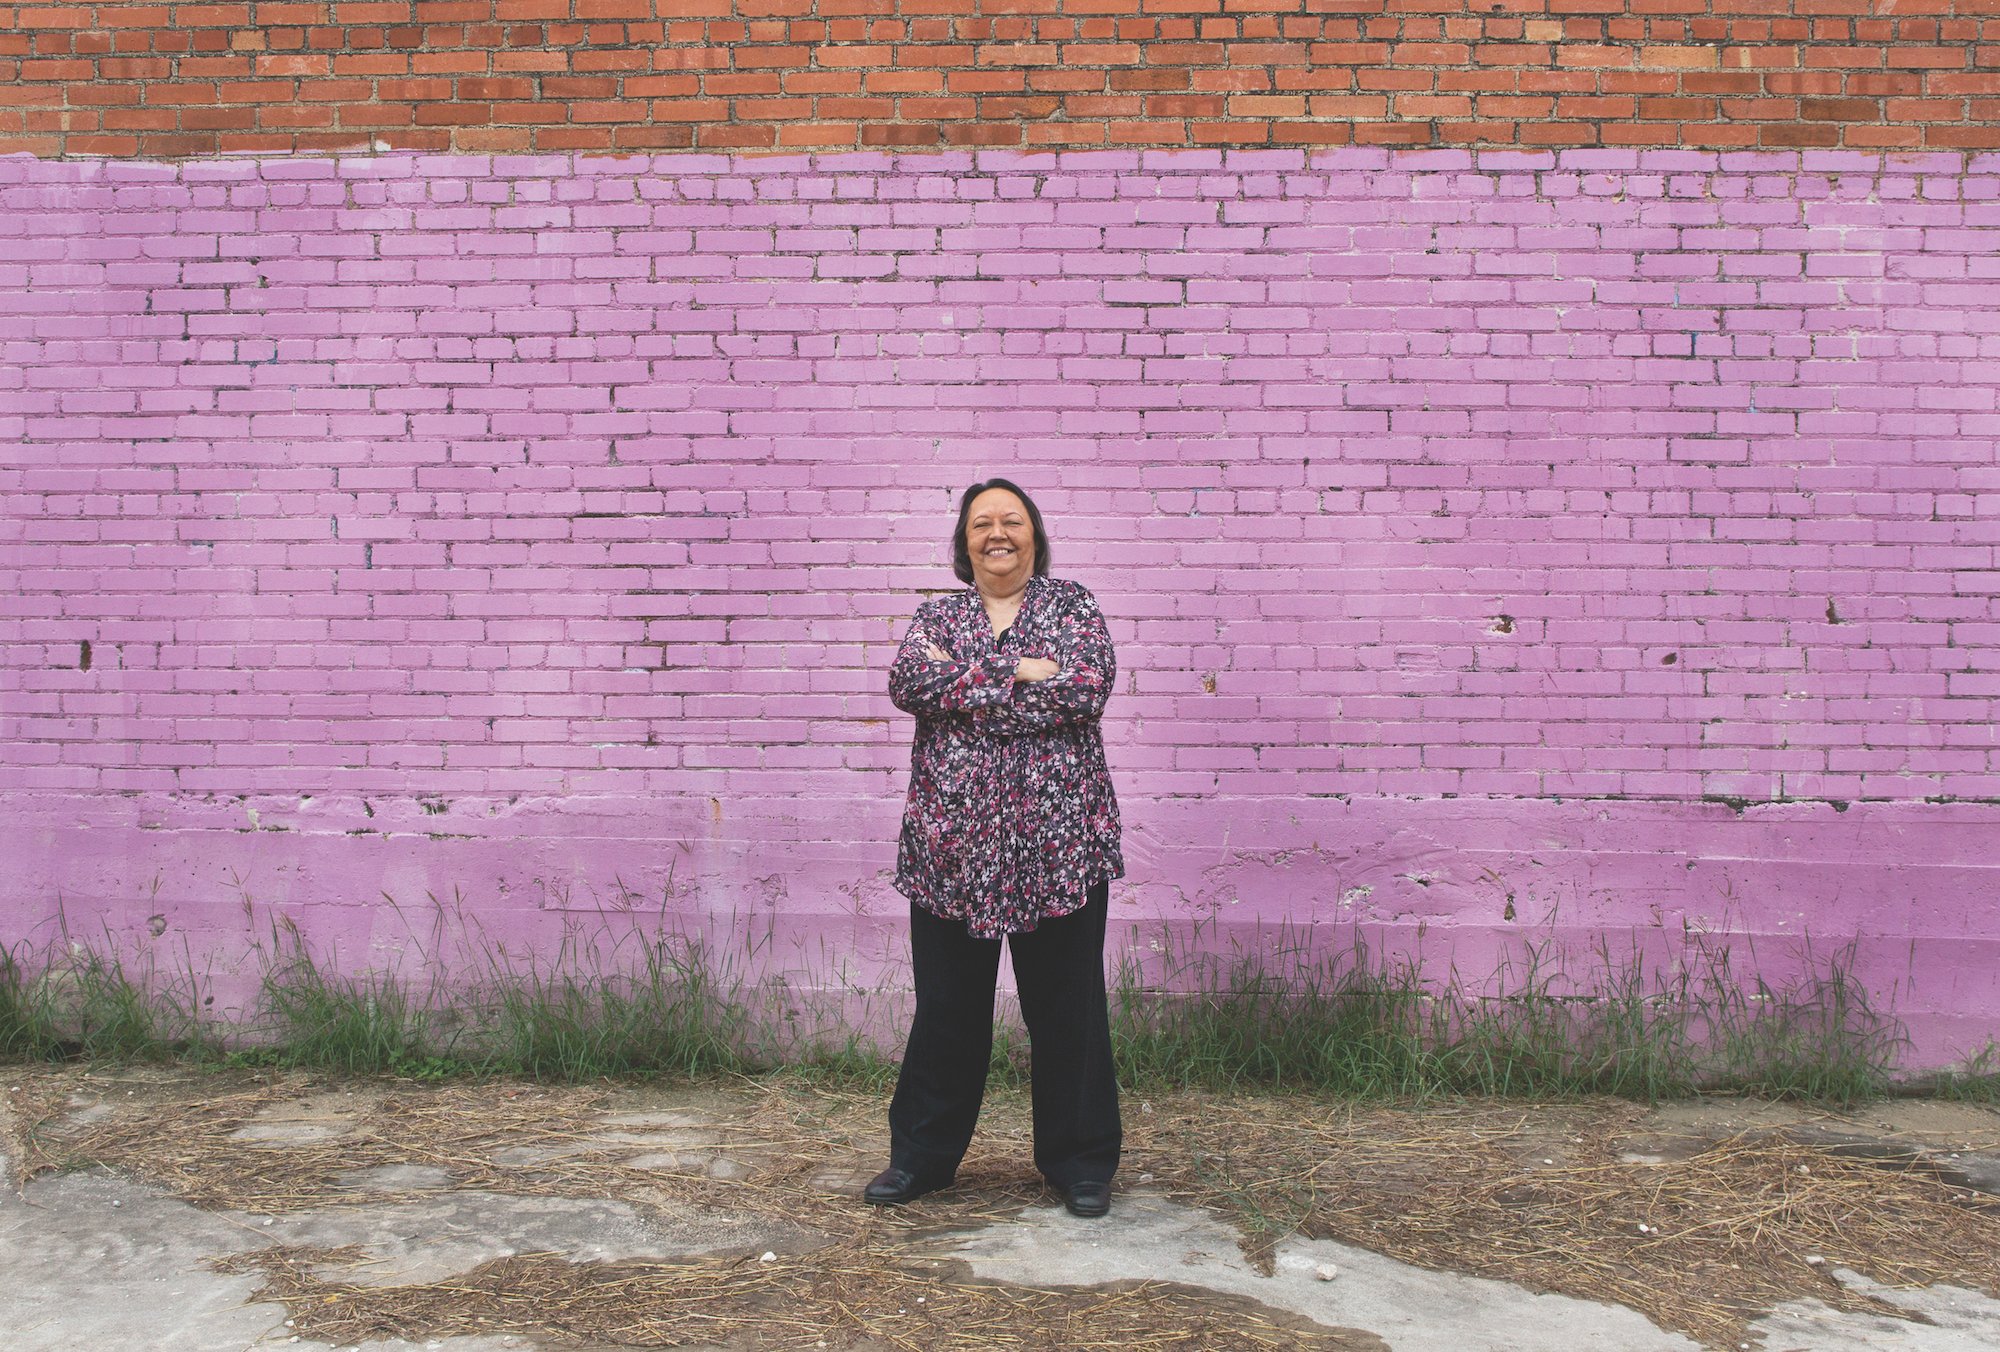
[1754,1270,2000,1351]
[597,1110,719,1130]
[0,1168,521,1352]
[244,1189,799,1286]
[335,1163,457,1192]
[622,1151,756,1178]
[1629,1099,2000,1197]
[230,1121,352,1145]
[227,1092,366,1147]
[948,1195,2000,1352]
[943,1193,1706,1352]
[1940,1154,2000,1194]
[8,1076,1999,1352]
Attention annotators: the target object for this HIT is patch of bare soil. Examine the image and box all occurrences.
[5,1064,1999,1351]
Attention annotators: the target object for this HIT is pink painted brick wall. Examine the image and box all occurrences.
[3,147,1998,1064]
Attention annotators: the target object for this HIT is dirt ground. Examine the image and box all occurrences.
[4,1064,1999,1351]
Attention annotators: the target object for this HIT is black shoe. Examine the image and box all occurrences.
[863,1167,948,1206]
[1064,1180,1111,1218]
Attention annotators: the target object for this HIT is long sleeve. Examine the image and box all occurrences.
[888,600,1017,717]
[974,586,1116,737]
[892,576,1123,938]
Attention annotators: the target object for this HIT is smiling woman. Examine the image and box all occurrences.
[867,478,1125,1220]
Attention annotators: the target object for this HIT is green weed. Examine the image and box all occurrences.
[241,904,892,1084]
[0,925,210,1063]
[1110,926,1435,1097]
[0,945,62,1060]
[1902,1043,2000,1104]
[477,927,750,1081]
[1695,938,1900,1103]
[251,918,442,1075]
[1107,921,1902,1104]
[0,900,1931,1107]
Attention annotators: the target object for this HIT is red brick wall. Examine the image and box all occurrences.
[3,0,1997,158]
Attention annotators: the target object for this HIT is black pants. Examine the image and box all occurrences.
[888,880,1121,1189]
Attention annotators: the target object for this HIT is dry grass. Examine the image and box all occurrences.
[1132,1094,2000,1349]
[7,1066,2000,1351]
[10,1069,1036,1237]
[215,1244,1371,1351]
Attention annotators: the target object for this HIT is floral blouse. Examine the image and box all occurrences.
[889,574,1124,939]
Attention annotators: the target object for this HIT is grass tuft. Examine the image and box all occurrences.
[1111,928,1434,1098]
[1902,1043,2000,1104]
[1108,921,1903,1104]
[0,945,62,1061]
[246,918,439,1076]
[1696,940,1901,1102]
[238,909,896,1085]
[0,924,210,1064]
[478,927,750,1081]
[0,904,1925,1105]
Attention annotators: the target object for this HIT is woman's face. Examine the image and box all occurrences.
[965,487,1035,593]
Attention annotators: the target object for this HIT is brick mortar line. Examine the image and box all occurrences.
[1,0,1998,155]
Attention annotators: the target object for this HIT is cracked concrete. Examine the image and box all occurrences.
[11,1161,2000,1352]
[249,1190,778,1286]
[0,1158,770,1351]
[945,1194,1706,1352]
[945,1197,2000,1352]
[1757,1275,2000,1352]
[0,1159,536,1351]
[5,1078,2000,1352]
[2,1165,282,1352]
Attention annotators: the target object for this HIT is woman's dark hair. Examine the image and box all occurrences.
[951,477,1051,585]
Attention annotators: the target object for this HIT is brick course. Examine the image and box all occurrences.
[4,147,1996,808]
[5,144,2000,1063]
[3,0,1999,157]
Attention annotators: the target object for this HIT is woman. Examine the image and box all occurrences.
[868,478,1124,1218]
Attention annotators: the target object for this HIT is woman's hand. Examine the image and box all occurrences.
[1013,657,1060,683]
[925,642,952,662]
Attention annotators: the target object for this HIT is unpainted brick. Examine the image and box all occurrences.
[0,0,1996,155]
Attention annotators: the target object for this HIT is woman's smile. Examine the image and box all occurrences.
[967,487,1035,592]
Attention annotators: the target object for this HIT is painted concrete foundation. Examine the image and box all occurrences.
[4,148,1998,1065]
[7,790,1998,1063]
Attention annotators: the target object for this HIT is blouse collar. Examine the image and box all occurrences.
[967,572,1044,615]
